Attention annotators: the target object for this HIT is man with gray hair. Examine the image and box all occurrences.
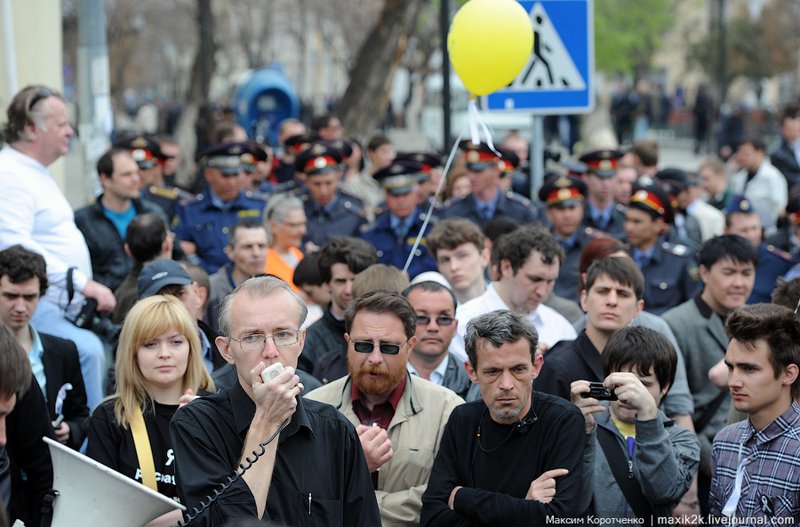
[421,310,586,525]
[205,220,269,332]
[0,85,113,411]
[171,275,379,526]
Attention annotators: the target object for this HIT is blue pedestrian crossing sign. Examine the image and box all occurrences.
[483,0,594,115]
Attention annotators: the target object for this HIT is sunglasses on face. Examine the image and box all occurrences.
[415,315,455,326]
[351,340,407,355]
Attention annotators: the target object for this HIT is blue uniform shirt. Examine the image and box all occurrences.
[632,238,701,315]
[442,190,537,228]
[302,191,367,248]
[174,188,267,273]
[360,208,438,279]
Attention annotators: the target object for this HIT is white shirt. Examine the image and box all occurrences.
[0,146,92,310]
[728,159,788,234]
[450,283,577,363]
[406,353,449,386]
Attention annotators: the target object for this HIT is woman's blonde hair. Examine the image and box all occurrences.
[113,295,214,428]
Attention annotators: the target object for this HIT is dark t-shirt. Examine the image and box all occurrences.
[87,398,180,502]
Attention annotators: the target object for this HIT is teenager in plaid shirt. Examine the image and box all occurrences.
[710,304,800,521]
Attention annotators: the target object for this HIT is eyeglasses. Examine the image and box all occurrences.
[229,330,300,351]
[351,340,408,355]
[28,87,53,112]
[415,315,455,326]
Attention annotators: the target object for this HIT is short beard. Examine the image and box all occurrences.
[348,357,406,396]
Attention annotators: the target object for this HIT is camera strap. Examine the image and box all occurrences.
[596,426,654,521]
[66,266,76,307]
[130,405,158,492]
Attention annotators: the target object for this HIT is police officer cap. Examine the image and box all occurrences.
[561,159,588,177]
[240,142,270,173]
[656,167,690,193]
[578,149,624,178]
[199,142,250,176]
[495,146,520,173]
[538,175,587,207]
[373,160,425,196]
[459,140,502,171]
[284,132,321,153]
[294,142,343,176]
[113,134,169,169]
[787,195,800,226]
[629,182,674,224]
[322,139,353,158]
[138,259,192,299]
[724,194,756,216]
[395,151,443,172]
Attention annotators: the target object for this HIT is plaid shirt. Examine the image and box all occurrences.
[710,402,800,522]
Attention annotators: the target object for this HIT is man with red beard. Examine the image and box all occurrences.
[307,290,463,525]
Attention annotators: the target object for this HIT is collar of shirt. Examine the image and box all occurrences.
[351,375,407,429]
[6,145,48,173]
[745,401,800,445]
[208,188,240,210]
[28,324,47,397]
[229,379,314,442]
[406,354,449,386]
[631,245,656,266]
[312,195,339,215]
[588,202,613,225]
[197,328,214,373]
[555,231,580,250]
[389,211,416,237]
[693,291,725,321]
[473,193,499,217]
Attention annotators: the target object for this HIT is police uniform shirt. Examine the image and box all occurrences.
[442,191,537,228]
[632,238,701,316]
[553,227,606,303]
[174,188,266,274]
[583,201,627,240]
[359,208,438,280]
[748,244,796,304]
[301,191,366,248]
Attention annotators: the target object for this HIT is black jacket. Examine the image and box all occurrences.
[301,306,347,381]
[7,376,54,527]
[770,138,800,191]
[40,333,90,450]
[74,196,165,291]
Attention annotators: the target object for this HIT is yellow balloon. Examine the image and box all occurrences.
[448,0,534,96]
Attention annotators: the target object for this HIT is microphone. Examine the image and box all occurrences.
[515,415,538,434]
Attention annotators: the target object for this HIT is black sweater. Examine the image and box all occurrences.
[421,392,586,526]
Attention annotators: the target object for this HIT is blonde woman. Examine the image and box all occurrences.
[87,295,213,527]
[263,193,307,290]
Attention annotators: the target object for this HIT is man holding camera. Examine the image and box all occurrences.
[0,85,115,410]
[570,326,699,522]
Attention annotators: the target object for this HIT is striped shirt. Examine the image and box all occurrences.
[710,402,800,522]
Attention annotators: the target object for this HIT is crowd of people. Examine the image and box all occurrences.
[1,83,800,527]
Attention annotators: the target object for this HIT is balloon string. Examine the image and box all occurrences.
[468,98,481,146]
[467,98,499,155]
[403,130,464,274]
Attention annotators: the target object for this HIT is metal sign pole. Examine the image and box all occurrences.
[530,115,544,201]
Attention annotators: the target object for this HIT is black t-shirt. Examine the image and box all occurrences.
[87,397,180,502]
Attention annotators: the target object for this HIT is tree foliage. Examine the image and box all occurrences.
[594,0,674,79]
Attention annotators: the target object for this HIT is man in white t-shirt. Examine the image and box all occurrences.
[0,85,115,410]
[452,225,576,363]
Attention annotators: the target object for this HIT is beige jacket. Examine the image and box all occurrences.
[306,374,463,527]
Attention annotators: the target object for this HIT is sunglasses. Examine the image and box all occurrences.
[28,87,53,112]
[415,315,455,326]
[351,340,408,355]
